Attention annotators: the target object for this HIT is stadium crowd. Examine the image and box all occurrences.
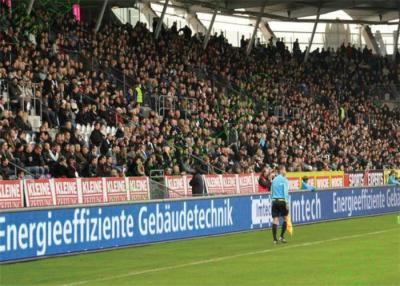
[0,5,399,180]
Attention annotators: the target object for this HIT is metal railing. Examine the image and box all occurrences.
[156,95,198,119]
[189,153,225,174]
[7,160,36,179]
[156,94,176,117]
[62,47,137,99]
[148,174,189,199]
[1,79,43,121]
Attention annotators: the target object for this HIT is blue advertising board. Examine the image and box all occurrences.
[1,186,399,262]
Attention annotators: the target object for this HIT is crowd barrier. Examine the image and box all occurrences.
[2,170,398,210]
[164,171,346,197]
[1,172,345,210]
[1,185,399,263]
[344,170,400,187]
[0,177,150,209]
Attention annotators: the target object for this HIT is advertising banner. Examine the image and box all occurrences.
[287,177,301,190]
[315,176,330,189]
[185,175,193,197]
[365,170,384,187]
[0,180,24,209]
[238,173,254,193]
[80,178,105,204]
[331,175,344,188]
[286,171,344,190]
[52,178,80,206]
[204,174,224,195]
[2,186,398,263]
[222,174,238,194]
[344,171,366,187]
[165,176,187,198]
[126,177,150,201]
[24,179,54,207]
[104,177,128,203]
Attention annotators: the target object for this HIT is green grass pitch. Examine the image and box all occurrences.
[1,213,399,286]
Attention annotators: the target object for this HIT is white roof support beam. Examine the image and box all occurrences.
[186,10,207,35]
[95,0,109,33]
[375,31,387,56]
[27,0,35,16]
[172,2,207,35]
[362,25,381,55]
[259,20,276,42]
[393,13,400,60]
[203,9,217,50]
[246,4,266,55]
[155,0,169,39]
[140,2,159,30]
[304,7,320,63]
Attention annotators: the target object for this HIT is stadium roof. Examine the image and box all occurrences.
[171,0,400,23]
[75,0,399,24]
[46,0,399,25]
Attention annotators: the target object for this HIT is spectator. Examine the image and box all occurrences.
[0,158,14,179]
[301,176,316,191]
[0,5,398,181]
[66,157,78,178]
[189,166,207,196]
[82,156,98,177]
[387,171,400,186]
[52,156,69,178]
[258,167,272,192]
[90,122,104,147]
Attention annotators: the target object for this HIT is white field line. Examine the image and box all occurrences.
[61,227,399,286]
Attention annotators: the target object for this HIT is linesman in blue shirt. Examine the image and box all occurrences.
[271,165,289,244]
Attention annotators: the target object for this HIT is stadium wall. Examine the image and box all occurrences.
[1,186,399,263]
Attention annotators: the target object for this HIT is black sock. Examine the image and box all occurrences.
[281,221,287,238]
[272,224,278,241]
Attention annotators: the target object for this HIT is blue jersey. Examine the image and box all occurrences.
[271,174,289,202]
[388,175,400,186]
[301,180,316,191]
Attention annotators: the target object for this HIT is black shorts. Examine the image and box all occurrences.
[272,200,288,218]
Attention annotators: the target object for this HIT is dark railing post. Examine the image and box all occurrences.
[123,74,126,97]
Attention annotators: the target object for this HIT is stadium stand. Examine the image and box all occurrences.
[0,3,399,183]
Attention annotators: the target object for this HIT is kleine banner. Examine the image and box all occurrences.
[104,177,128,203]
[0,180,24,209]
[222,174,238,194]
[238,173,254,193]
[126,177,150,201]
[24,179,54,207]
[52,178,80,206]
[204,174,224,195]
[165,176,187,198]
[80,177,105,204]
[185,175,193,197]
